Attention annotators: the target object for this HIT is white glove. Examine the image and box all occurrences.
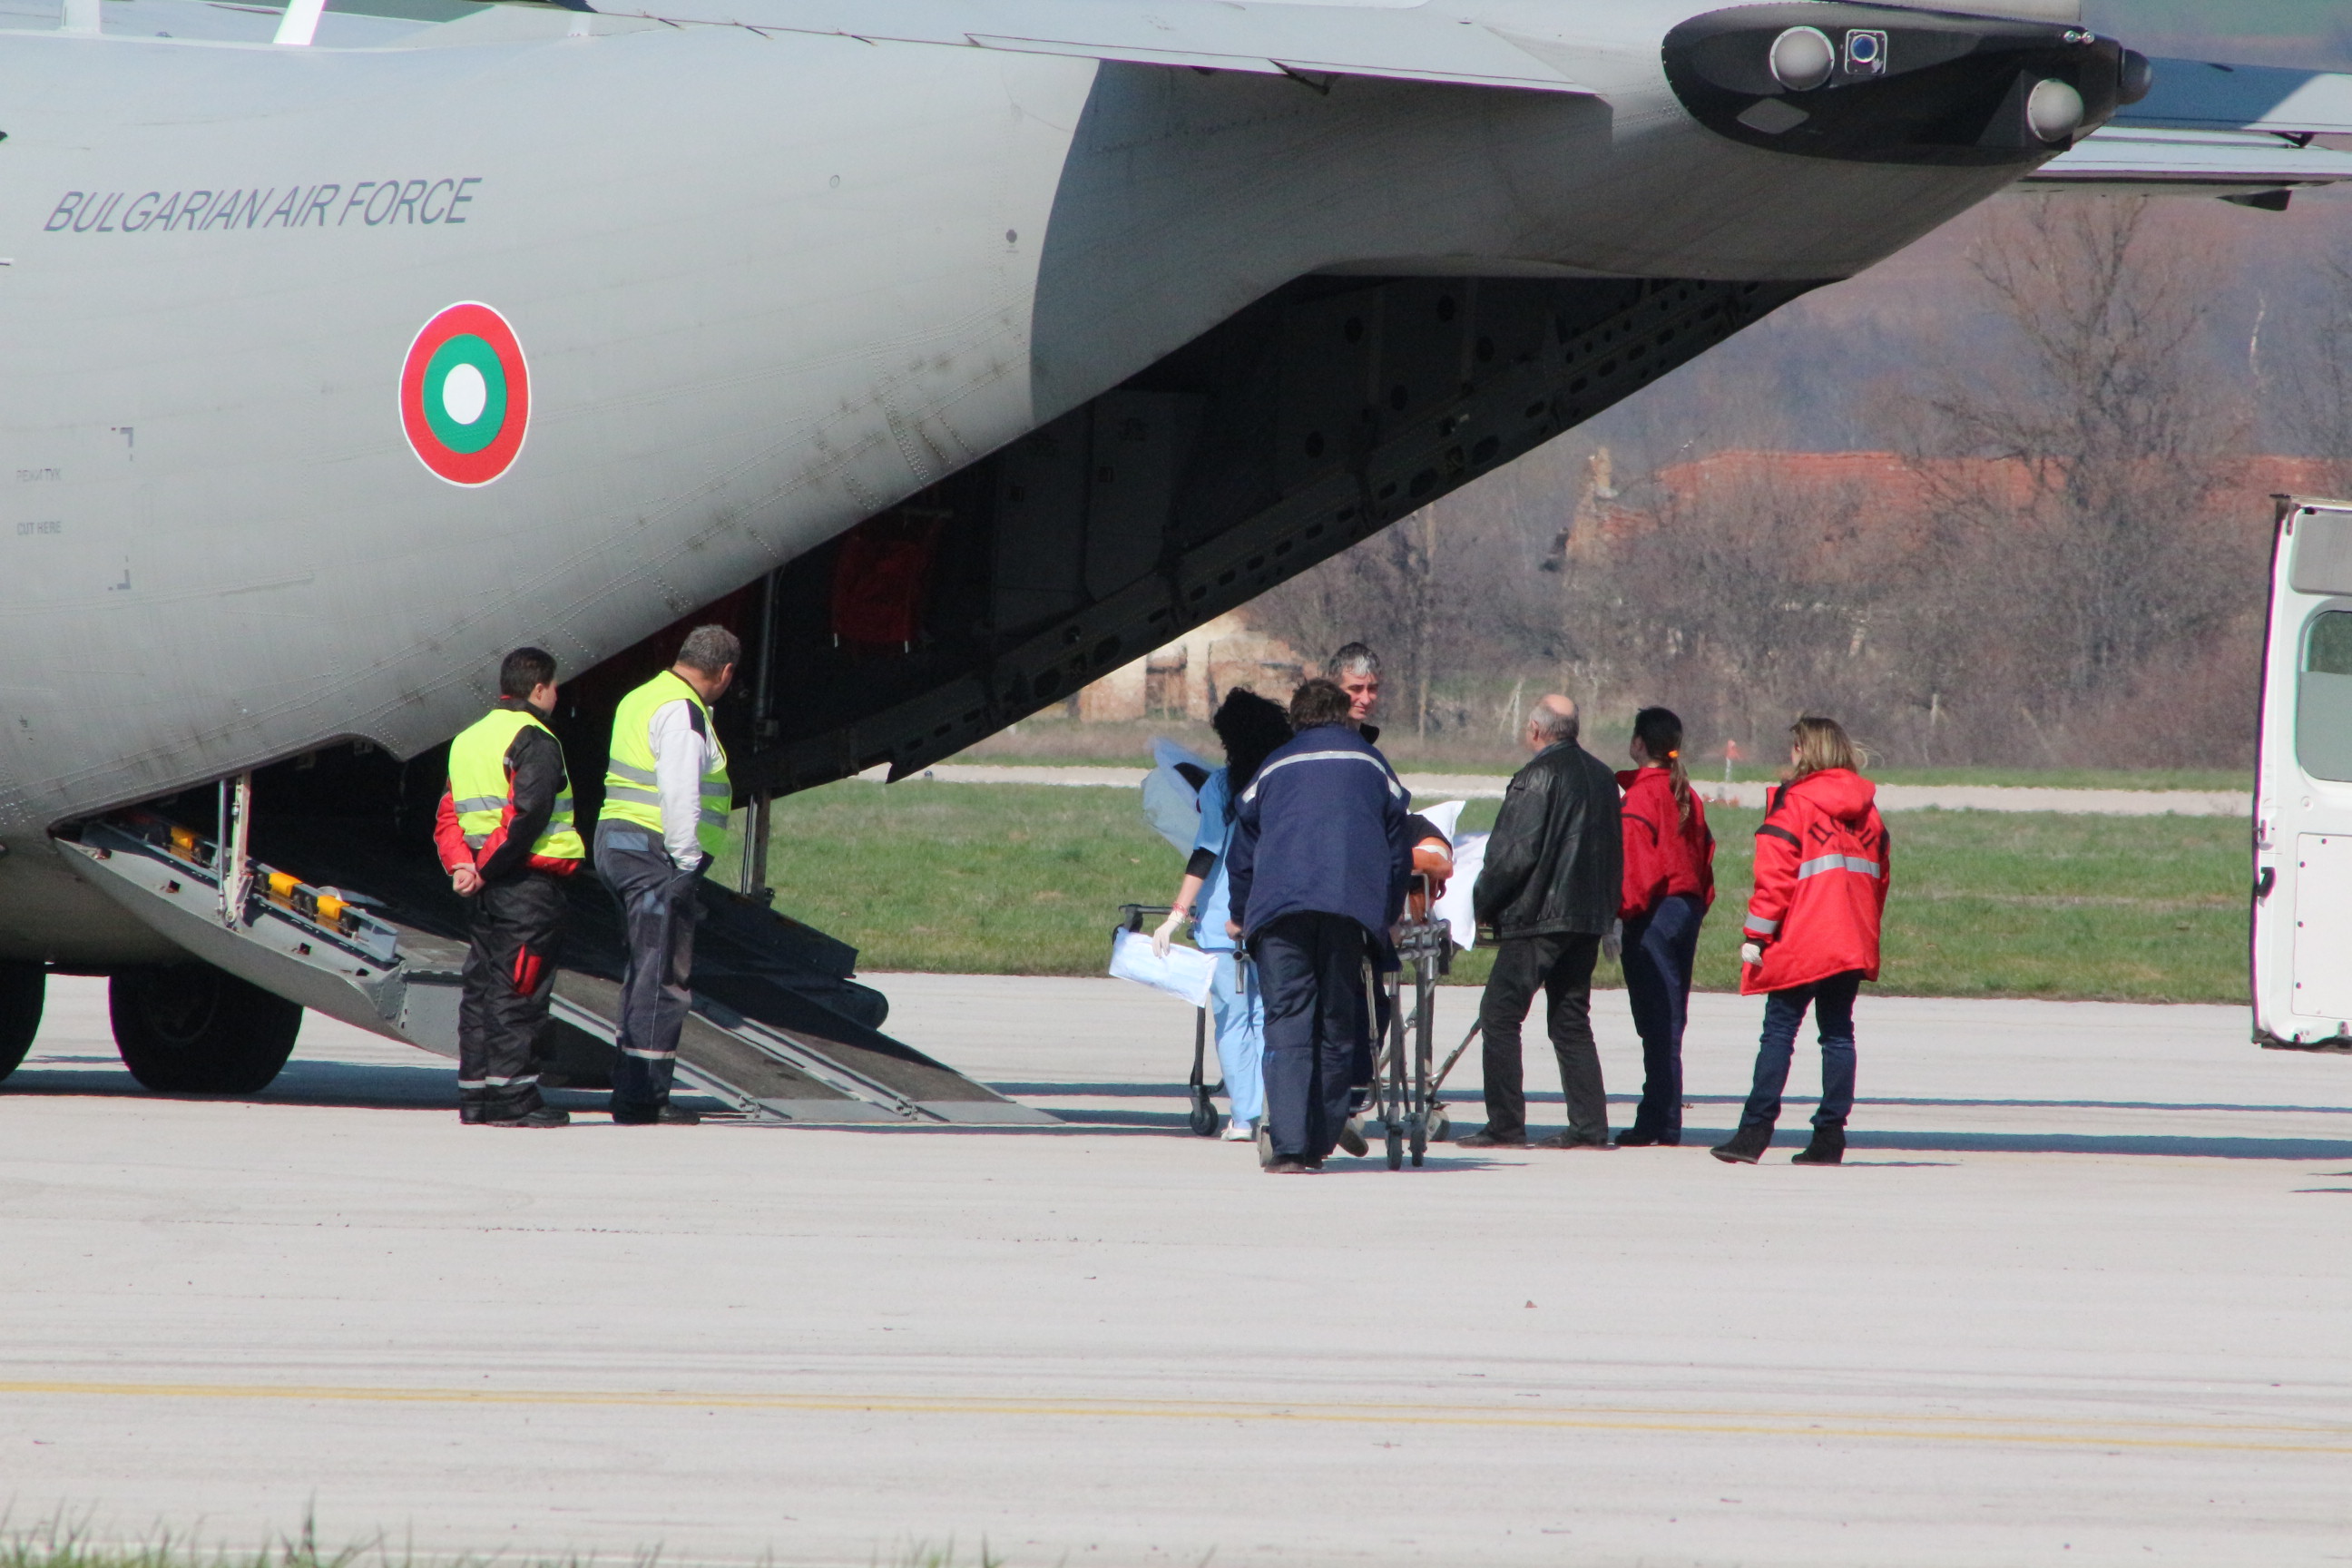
[1601,920,1622,962]
[1740,941,1763,966]
[1152,908,1188,958]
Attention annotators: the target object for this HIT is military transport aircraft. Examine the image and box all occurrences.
[4,0,2350,1109]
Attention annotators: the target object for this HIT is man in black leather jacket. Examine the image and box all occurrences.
[1459,695,1624,1150]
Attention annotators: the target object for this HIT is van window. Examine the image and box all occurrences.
[2300,611,2352,780]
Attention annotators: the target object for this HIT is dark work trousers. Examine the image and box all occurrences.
[1738,969,1863,1134]
[457,870,565,1122]
[593,820,704,1120]
[1477,932,1608,1143]
[1621,894,1704,1143]
[1253,911,1369,1162]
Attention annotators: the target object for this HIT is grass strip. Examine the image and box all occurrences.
[747,782,2251,1004]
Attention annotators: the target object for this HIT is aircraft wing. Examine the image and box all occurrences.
[2112,58,2352,137]
[2027,58,2352,197]
[591,0,1594,93]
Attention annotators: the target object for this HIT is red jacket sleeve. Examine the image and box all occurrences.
[1619,788,1671,922]
[1744,793,1800,945]
[431,789,471,874]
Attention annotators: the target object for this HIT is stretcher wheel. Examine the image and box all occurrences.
[1386,1124,1403,1170]
[1426,1105,1452,1143]
[1188,1089,1220,1138]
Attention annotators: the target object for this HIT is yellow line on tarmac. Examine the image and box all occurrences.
[3,1379,2348,1456]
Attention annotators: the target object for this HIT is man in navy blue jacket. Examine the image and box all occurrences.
[1227,679,1412,1172]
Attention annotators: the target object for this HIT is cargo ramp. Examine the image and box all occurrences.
[59,808,1053,1125]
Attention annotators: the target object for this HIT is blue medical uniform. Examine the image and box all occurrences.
[1191,769,1266,1125]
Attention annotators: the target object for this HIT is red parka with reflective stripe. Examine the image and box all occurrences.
[1740,767,1890,995]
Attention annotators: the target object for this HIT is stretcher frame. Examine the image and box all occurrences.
[1368,875,1452,1169]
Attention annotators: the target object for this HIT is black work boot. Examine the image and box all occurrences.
[1792,1125,1846,1164]
[487,1105,571,1129]
[1710,1124,1773,1164]
[614,1102,701,1126]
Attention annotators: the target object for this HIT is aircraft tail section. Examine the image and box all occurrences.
[58,809,1052,1124]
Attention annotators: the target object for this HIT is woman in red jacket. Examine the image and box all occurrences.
[1712,716,1891,1168]
[1613,707,1714,1146]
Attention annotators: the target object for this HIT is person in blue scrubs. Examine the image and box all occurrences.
[1153,689,1293,1142]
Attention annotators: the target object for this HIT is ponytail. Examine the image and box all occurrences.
[1632,706,1693,827]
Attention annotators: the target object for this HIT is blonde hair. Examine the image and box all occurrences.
[1787,715,1862,781]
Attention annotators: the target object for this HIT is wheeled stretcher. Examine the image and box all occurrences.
[1367,872,1453,1169]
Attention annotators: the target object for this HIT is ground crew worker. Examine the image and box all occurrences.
[433,646,583,1128]
[595,623,740,1126]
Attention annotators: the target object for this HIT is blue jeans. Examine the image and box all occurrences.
[593,821,701,1118]
[1738,970,1862,1134]
[1622,894,1702,1142]
[1206,950,1265,1125]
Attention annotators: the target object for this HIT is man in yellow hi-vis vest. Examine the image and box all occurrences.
[433,646,583,1128]
[594,623,740,1125]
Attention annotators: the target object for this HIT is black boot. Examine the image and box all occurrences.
[1791,1125,1845,1164]
[1710,1124,1773,1164]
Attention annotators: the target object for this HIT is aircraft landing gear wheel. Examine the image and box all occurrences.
[1188,1087,1220,1137]
[0,961,43,1083]
[110,964,302,1094]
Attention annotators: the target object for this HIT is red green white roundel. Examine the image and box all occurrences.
[400,302,530,485]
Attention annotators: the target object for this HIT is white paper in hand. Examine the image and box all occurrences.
[1108,926,1218,1008]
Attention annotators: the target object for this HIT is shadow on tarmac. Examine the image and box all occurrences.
[992,1083,2352,1116]
[0,1055,726,1119]
[9,1061,2347,1160]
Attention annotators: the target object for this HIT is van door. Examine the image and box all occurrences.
[2253,496,2352,1050]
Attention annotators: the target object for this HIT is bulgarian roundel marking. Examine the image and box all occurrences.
[400,302,530,485]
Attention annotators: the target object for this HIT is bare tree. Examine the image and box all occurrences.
[1895,197,2252,737]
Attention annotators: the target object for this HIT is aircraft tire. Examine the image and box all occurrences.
[109,964,302,1094]
[0,961,44,1083]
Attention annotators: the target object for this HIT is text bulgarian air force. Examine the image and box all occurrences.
[46,179,484,235]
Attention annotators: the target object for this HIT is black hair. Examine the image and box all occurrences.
[1632,705,1693,826]
[499,646,557,701]
[1212,688,1293,821]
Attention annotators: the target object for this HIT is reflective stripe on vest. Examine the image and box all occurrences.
[446,706,584,863]
[1794,854,1882,880]
[602,670,732,858]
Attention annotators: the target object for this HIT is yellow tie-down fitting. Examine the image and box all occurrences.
[263,868,356,934]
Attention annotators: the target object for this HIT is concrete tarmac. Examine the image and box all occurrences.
[4,975,2349,1567]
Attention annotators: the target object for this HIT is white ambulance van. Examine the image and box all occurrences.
[2255,496,2352,1049]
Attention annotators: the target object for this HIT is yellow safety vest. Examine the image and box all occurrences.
[447,706,584,862]
[603,670,731,859]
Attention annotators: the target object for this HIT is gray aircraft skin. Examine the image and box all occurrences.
[1,0,2347,983]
